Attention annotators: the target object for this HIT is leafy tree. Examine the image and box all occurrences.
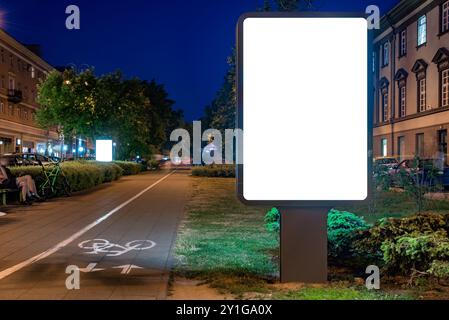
[37,68,183,160]
[141,80,184,152]
[202,52,236,131]
[37,68,99,140]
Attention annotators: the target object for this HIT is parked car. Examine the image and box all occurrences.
[374,157,399,171]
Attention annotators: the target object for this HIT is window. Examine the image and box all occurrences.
[0,102,4,113]
[372,52,376,73]
[382,42,389,67]
[399,30,407,57]
[443,69,449,108]
[0,49,3,63]
[30,66,35,79]
[418,78,427,112]
[416,133,424,157]
[8,105,13,116]
[399,85,407,117]
[418,15,427,46]
[23,110,28,120]
[382,92,389,122]
[442,1,449,34]
[381,139,388,157]
[9,54,13,67]
[8,77,14,90]
[0,76,4,89]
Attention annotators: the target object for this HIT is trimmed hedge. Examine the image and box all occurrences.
[9,161,124,193]
[191,165,235,177]
[114,161,142,175]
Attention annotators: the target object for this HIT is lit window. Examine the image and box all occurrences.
[399,85,406,117]
[31,66,35,79]
[443,69,449,108]
[442,1,449,33]
[381,139,388,157]
[418,15,427,46]
[419,78,427,112]
[382,42,389,66]
[400,30,407,56]
[382,92,389,122]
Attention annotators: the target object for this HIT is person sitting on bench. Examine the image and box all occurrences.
[0,157,40,203]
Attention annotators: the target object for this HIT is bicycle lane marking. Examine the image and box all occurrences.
[0,170,176,281]
[78,239,157,256]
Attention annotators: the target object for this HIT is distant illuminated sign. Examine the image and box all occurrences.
[96,140,113,162]
[237,14,371,206]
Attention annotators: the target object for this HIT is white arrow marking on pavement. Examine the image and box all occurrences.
[113,264,143,275]
[78,263,105,273]
[0,171,175,281]
[0,212,6,217]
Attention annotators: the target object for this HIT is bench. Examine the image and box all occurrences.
[0,189,22,205]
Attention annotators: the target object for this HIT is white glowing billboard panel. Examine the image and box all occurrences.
[239,16,369,203]
[96,140,113,162]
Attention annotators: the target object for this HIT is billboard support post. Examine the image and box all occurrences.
[280,207,329,283]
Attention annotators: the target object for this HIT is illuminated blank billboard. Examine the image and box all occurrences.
[237,14,371,205]
[96,140,113,162]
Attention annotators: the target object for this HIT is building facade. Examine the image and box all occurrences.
[374,0,449,164]
[0,28,58,155]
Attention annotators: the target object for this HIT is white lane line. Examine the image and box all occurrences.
[0,171,175,280]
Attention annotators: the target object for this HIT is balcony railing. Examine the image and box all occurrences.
[7,89,23,104]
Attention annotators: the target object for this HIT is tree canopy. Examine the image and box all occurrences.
[37,68,183,159]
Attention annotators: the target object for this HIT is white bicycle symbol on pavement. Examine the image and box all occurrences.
[78,239,156,257]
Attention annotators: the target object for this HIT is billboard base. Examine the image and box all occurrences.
[280,207,329,283]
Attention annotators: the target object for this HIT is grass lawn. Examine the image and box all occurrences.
[173,177,423,300]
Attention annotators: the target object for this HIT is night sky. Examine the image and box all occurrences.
[2,0,399,121]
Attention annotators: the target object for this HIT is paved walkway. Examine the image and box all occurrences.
[0,170,189,300]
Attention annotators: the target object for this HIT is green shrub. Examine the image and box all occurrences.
[264,208,280,233]
[327,209,371,264]
[191,165,235,177]
[352,213,449,276]
[114,161,142,175]
[427,260,449,280]
[354,213,449,259]
[9,161,124,194]
[381,231,449,275]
